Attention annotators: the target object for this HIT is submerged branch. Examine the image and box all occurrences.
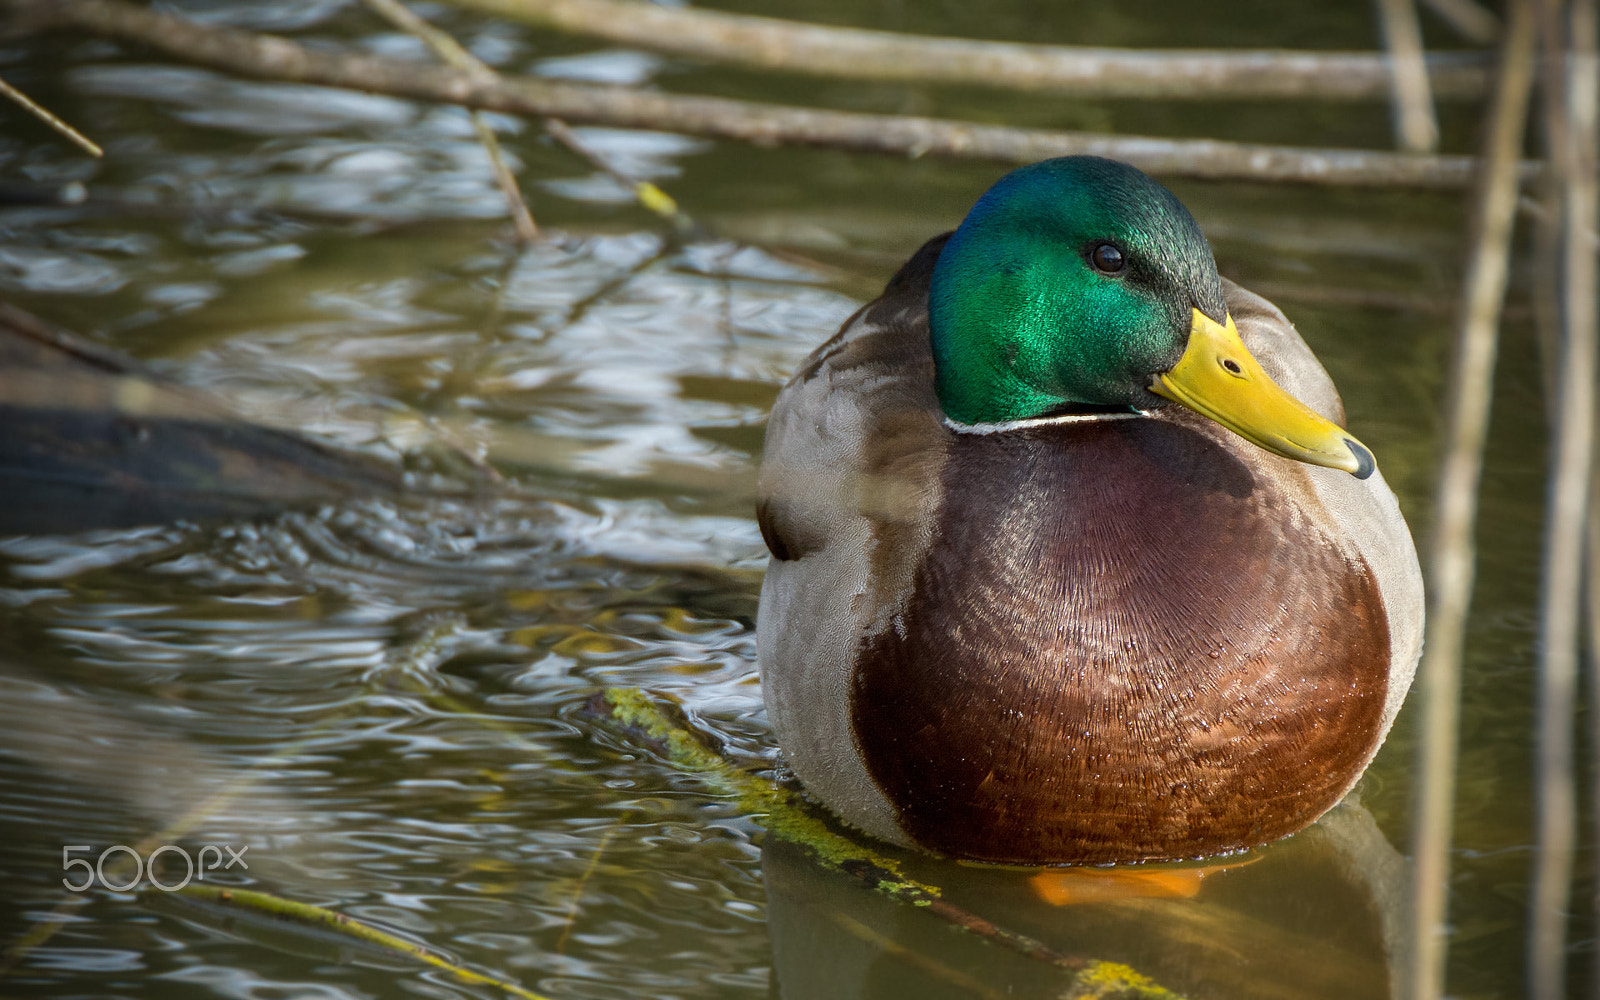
[443,0,1493,102]
[154,885,553,1000]
[18,0,1530,189]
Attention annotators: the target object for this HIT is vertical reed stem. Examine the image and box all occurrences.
[1419,0,1503,44]
[1377,0,1443,151]
[1591,453,1600,1000]
[1531,0,1598,993]
[1407,3,1537,998]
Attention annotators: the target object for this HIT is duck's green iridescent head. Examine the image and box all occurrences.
[930,157,1224,423]
[928,156,1374,478]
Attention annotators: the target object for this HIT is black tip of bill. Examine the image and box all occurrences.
[1346,439,1375,480]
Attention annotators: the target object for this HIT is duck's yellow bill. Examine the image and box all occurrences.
[1150,309,1375,479]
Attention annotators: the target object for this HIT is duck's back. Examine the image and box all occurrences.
[756,237,1422,865]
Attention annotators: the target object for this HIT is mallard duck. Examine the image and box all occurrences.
[755,157,1424,866]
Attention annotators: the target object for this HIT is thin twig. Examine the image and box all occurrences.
[1376,0,1442,151]
[357,0,687,229]
[156,885,553,1000]
[1530,0,1598,994]
[475,115,539,242]
[0,73,103,157]
[1405,2,1537,997]
[441,0,1494,101]
[223,0,681,236]
[553,819,621,955]
[360,0,538,241]
[540,117,693,233]
[15,0,1536,189]
[827,910,1010,1000]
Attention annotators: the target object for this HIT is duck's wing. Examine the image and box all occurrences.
[755,235,952,847]
[756,234,950,569]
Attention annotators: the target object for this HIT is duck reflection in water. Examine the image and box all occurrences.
[760,796,1409,1000]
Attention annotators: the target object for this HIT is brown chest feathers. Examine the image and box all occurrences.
[850,415,1389,865]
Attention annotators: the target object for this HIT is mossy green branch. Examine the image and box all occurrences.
[601,687,935,897]
[597,687,1187,999]
[1065,961,1183,1000]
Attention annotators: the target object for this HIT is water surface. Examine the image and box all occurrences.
[0,1,1558,997]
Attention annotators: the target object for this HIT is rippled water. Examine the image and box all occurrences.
[0,1,1561,998]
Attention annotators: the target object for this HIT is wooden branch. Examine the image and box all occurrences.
[443,0,1494,102]
[1405,1,1538,998]
[16,0,1532,189]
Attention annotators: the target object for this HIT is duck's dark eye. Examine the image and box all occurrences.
[1090,243,1125,274]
